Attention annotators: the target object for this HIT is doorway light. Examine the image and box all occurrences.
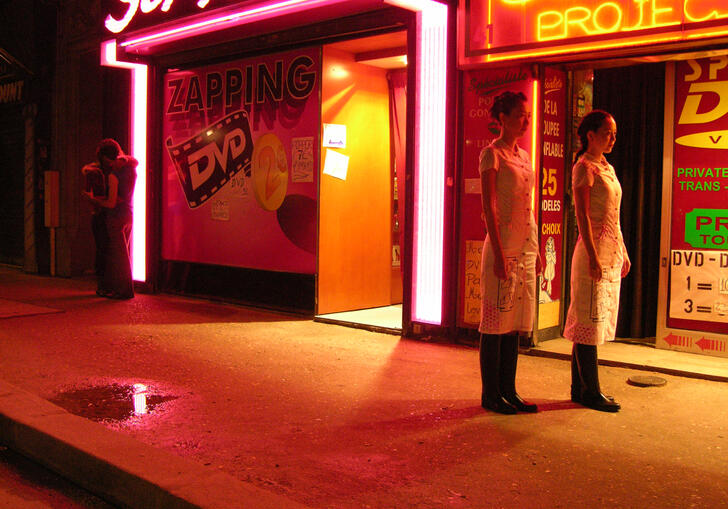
[100,40,148,282]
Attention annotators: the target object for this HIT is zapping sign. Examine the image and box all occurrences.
[161,48,321,274]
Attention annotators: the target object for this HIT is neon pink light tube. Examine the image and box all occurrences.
[121,0,342,49]
[386,0,448,325]
[101,40,148,282]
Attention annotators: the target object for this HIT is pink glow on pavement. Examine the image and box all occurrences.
[100,40,148,282]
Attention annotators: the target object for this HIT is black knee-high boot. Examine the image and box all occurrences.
[479,334,516,414]
[571,344,581,403]
[499,334,537,412]
[574,344,620,412]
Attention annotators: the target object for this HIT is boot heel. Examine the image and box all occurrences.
[483,396,517,414]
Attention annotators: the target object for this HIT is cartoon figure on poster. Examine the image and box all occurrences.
[539,236,557,303]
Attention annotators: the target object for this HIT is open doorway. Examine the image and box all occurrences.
[560,63,664,344]
[316,31,407,332]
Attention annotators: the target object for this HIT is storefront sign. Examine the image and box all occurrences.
[668,56,728,336]
[460,0,728,65]
[103,0,241,34]
[161,47,320,273]
[537,67,565,329]
[458,65,534,327]
[0,80,24,104]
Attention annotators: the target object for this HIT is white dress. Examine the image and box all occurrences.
[478,140,538,334]
[563,154,628,345]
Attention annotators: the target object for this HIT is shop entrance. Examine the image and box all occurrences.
[559,63,665,343]
[316,32,407,331]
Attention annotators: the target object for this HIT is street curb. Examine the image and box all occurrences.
[0,379,309,509]
[524,348,728,383]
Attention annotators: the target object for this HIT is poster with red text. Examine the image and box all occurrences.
[161,48,320,274]
[459,65,535,327]
[667,57,728,338]
[537,67,566,330]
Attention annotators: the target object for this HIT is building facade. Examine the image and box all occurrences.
[8,0,726,358]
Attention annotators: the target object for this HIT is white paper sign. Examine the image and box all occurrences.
[669,249,728,323]
[323,149,349,181]
[291,136,314,182]
[323,123,346,148]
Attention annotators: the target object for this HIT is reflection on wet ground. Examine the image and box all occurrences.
[50,383,178,423]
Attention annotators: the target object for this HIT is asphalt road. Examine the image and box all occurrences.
[0,267,727,508]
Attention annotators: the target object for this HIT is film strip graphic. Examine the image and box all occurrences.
[166,110,253,208]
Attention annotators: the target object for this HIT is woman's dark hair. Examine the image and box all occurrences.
[490,91,527,122]
[575,110,613,161]
[96,138,122,162]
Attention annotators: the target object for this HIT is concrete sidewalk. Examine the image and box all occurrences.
[529,337,728,383]
[0,379,308,509]
[1,267,727,508]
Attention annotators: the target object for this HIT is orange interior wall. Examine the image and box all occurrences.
[318,47,392,315]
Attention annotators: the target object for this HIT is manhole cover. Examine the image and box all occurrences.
[627,375,667,387]
[50,383,178,422]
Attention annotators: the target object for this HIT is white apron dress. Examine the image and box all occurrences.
[564,154,628,345]
[478,140,538,334]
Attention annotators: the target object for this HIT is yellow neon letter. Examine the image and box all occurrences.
[626,0,649,30]
[683,0,728,22]
[104,0,140,33]
[593,3,623,33]
[565,7,594,36]
[537,11,565,41]
[651,0,678,27]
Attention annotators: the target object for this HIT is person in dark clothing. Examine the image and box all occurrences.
[82,139,121,295]
[83,141,138,299]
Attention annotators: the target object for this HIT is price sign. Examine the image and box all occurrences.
[669,250,728,323]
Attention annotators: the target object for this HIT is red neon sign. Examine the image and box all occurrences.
[460,0,728,65]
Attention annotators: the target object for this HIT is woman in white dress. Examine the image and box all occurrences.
[564,110,630,412]
[479,91,542,414]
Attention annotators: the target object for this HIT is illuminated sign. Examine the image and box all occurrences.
[460,0,728,65]
[103,0,240,34]
[668,57,728,336]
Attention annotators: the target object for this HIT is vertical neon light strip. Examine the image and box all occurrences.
[386,0,448,324]
[531,80,538,172]
[100,40,148,281]
[531,79,539,210]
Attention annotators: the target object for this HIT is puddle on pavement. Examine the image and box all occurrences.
[50,383,178,423]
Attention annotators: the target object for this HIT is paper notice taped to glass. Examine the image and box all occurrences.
[323,148,349,181]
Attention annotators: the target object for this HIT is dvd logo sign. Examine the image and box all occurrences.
[676,57,728,149]
[679,57,728,125]
[166,110,254,208]
[188,128,247,191]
